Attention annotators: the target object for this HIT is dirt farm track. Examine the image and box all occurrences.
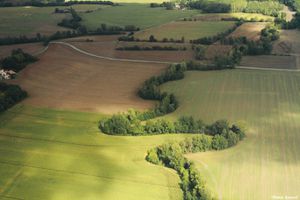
[8,44,167,114]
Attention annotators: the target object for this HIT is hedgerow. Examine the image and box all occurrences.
[146,121,246,200]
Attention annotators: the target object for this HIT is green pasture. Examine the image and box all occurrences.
[161,69,300,200]
[134,20,235,40]
[0,5,102,37]
[0,105,195,200]
[80,4,200,30]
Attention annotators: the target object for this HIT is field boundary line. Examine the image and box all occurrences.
[236,65,300,72]
[0,160,181,190]
[0,133,152,148]
[49,41,173,65]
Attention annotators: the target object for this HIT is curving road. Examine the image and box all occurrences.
[35,41,300,72]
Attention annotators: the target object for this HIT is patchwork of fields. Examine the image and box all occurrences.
[162,70,300,200]
[1,1,300,200]
[80,4,200,30]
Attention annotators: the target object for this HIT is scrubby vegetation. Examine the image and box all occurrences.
[145,121,245,200]
[0,49,38,72]
[221,25,280,55]
[0,82,27,113]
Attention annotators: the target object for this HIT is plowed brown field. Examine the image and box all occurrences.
[9,44,167,113]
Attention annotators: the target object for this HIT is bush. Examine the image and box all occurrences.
[0,82,27,112]
[1,49,38,72]
[212,134,228,150]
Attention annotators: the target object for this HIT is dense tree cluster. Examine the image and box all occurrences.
[116,45,187,51]
[1,49,38,72]
[0,82,27,112]
[0,0,115,7]
[188,0,231,13]
[58,8,82,29]
[145,122,246,199]
[190,21,242,45]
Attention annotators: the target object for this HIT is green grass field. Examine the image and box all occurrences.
[0,105,197,200]
[134,21,236,40]
[0,5,102,37]
[161,69,300,200]
[80,4,200,30]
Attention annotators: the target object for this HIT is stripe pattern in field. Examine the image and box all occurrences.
[162,70,300,200]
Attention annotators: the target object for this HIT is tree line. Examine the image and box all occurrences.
[146,121,246,200]
[1,49,38,72]
[0,82,27,113]
[118,35,185,43]
[99,59,241,136]
[116,45,187,51]
[0,0,115,7]
[0,26,139,46]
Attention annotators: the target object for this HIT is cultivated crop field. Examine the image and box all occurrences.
[161,70,300,200]
[135,21,236,41]
[80,4,199,30]
[0,105,194,200]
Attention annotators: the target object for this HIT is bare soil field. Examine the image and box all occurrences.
[240,55,297,69]
[204,44,232,60]
[272,30,300,69]
[0,43,44,58]
[273,30,300,55]
[9,44,167,113]
[229,22,267,41]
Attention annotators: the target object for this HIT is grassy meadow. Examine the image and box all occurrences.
[80,4,200,30]
[161,69,300,200]
[0,105,196,200]
[0,5,103,37]
[134,21,236,40]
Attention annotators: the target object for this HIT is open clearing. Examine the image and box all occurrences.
[9,44,167,114]
[0,105,195,200]
[228,22,267,41]
[135,21,236,41]
[161,69,300,200]
[80,4,199,30]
